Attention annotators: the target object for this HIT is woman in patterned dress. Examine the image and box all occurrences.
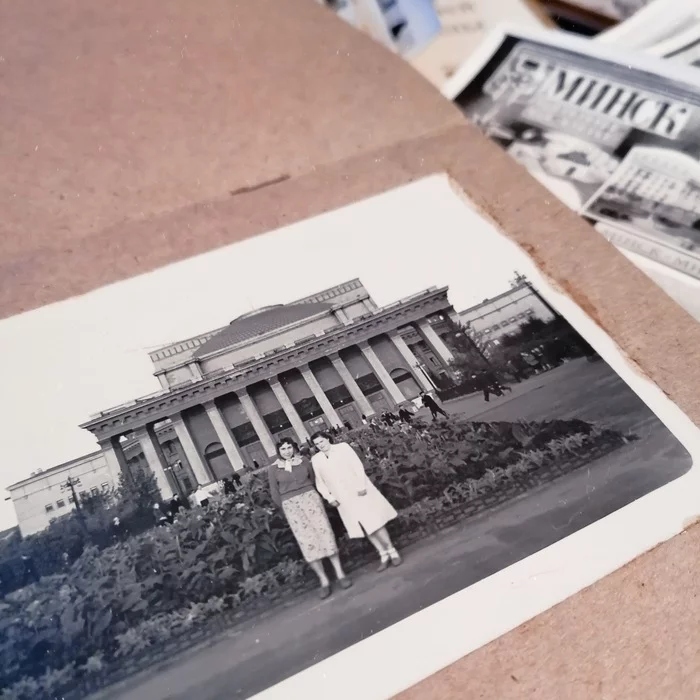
[268,437,352,598]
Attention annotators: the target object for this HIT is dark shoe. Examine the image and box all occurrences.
[319,585,331,599]
[377,560,390,572]
[338,577,353,590]
[390,552,403,567]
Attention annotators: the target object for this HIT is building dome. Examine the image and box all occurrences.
[231,305,284,323]
[194,301,334,358]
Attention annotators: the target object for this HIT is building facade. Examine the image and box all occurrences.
[7,280,462,535]
[458,282,555,348]
[77,279,461,500]
[8,452,111,537]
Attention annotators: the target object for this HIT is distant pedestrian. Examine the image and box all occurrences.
[169,494,185,516]
[153,503,169,526]
[253,460,260,470]
[479,371,502,402]
[420,391,448,420]
[361,414,368,425]
[398,407,413,424]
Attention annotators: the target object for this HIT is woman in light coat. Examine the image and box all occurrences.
[310,430,402,571]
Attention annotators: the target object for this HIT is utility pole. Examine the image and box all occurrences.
[60,476,86,525]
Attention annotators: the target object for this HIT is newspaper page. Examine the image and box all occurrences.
[557,0,652,21]
[444,26,700,318]
[596,0,700,49]
[645,23,700,66]
[407,0,548,88]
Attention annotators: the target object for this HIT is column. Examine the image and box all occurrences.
[135,425,174,499]
[387,331,435,393]
[357,341,406,406]
[416,318,455,366]
[300,365,343,428]
[188,362,203,380]
[333,307,351,325]
[269,378,310,443]
[238,388,278,458]
[171,413,212,485]
[329,352,375,417]
[100,436,129,484]
[204,402,246,472]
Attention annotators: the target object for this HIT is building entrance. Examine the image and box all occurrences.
[241,441,269,471]
[337,403,361,428]
[305,415,328,435]
[368,392,392,415]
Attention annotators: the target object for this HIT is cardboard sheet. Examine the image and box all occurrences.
[1,0,699,697]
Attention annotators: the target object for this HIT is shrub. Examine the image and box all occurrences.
[0,417,628,694]
[344,418,622,510]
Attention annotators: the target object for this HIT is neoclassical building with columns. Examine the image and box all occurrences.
[79,279,460,500]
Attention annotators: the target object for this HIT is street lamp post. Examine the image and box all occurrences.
[164,460,185,500]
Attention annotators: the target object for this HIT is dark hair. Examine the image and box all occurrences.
[310,430,333,444]
[276,437,299,457]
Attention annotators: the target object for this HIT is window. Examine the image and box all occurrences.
[68,495,75,504]
[182,477,193,491]
[56,499,66,508]
[508,317,516,323]
[429,357,438,366]
[49,517,57,524]
[483,328,491,334]
[79,490,88,499]
[90,486,99,496]
[101,482,110,491]
[45,504,54,513]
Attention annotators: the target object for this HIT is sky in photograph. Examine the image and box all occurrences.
[0,176,529,530]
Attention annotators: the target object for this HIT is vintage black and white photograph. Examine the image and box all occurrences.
[0,176,697,700]
[445,26,700,310]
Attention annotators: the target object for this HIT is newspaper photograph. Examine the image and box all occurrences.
[445,25,700,315]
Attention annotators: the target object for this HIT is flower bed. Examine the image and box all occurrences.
[0,418,633,700]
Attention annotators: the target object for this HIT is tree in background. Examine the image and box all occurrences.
[441,316,492,384]
[0,467,162,594]
[114,467,160,514]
